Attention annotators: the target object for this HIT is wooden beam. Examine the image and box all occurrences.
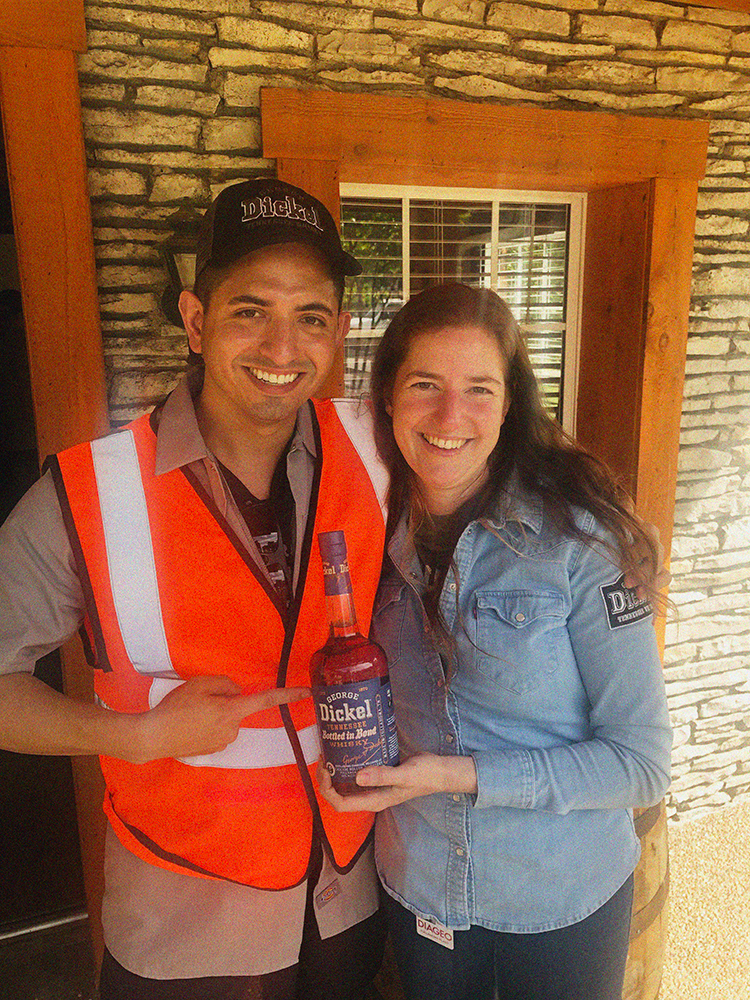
[0,0,87,52]
[339,161,629,194]
[262,89,709,186]
[576,183,652,497]
[0,47,108,459]
[636,179,698,543]
[636,178,698,648]
[689,0,750,12]
[0,44,108,962]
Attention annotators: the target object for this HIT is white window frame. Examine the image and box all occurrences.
[340,183,586,435]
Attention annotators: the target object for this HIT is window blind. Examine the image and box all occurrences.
[341,194,571,423]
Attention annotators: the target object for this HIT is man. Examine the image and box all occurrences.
[0,178,389,999]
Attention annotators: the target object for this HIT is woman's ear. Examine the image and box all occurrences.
[386,401,393,417]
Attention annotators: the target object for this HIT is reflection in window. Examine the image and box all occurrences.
[341,191,577,426]
[340,198,403,400]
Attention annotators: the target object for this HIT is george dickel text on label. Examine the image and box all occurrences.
[318,698,374,723]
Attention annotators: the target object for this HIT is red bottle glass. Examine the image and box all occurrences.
[311,530,399,796]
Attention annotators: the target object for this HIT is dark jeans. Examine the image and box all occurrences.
[383,874,634,1000]
[99,846,386,1000]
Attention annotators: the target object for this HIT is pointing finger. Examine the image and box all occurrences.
[237,686,310,719]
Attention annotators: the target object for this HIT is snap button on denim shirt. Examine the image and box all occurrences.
[371,485,672,934]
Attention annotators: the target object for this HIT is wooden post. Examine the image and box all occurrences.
[577,182,652,497]
[0,46,108,458]
[0,41,108,964]
[636,178,699,650]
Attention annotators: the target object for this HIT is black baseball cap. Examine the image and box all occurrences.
[194,177,361,280]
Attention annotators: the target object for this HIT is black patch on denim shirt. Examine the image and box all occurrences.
[600,574,653,630]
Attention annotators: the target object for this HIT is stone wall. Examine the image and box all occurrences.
[78,0,750,824]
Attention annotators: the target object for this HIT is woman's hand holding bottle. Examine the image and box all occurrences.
[317,752,478,812]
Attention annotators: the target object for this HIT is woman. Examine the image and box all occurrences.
[320,284,672,1000]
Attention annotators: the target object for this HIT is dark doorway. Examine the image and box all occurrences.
[0,117,87,934]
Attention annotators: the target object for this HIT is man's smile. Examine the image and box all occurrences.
[248,366,303,386]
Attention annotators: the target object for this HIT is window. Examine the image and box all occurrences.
[341,185,585,432]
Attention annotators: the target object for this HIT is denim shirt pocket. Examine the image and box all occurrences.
[473,590,566,695]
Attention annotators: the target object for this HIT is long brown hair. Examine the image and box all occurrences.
[370,283,660,621]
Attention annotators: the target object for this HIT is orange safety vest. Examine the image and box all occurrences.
[49,398,388,889]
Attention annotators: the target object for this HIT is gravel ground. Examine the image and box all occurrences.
[660,798,750,1000]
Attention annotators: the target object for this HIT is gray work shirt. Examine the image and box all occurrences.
[0,372,379,978]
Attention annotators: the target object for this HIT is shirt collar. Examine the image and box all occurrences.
[385,469,545,564]
[385,491,543,580]
[486,471,544,535]
[293,397,318,461]
[153,368,317,476]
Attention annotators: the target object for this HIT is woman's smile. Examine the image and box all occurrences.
[420,434,470,451]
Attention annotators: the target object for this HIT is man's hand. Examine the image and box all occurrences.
[0,672,307,762]
[317,753,477,813]
[132,676,309,764]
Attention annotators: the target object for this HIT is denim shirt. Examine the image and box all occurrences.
[370,483,672,933]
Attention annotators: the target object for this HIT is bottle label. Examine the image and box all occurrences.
[319,531,353,597]
[321,556,352,597]
[313,677,399,781]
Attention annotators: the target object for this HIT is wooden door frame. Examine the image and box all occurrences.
[261,89,708,650]
[0,3,710,968]
[689,0,750,12]
[0,0,108,961]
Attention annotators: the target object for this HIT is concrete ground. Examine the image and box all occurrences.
[660,798,750,1000]
[2,800,748,1000]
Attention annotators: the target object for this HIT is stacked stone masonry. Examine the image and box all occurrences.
[78,0,750,825]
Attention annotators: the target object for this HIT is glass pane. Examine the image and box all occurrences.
[495,204,569,420]
[410,200,493,293]
[341,198,403,397]
[341,195,570,417]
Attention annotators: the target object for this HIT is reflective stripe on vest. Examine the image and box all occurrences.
[91,430,177,680]
[148,678,321,769]
[95,684,322,770]
[331,399,389,521]
[90,430,308,772]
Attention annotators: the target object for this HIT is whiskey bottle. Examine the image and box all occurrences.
[311,530,399,796]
